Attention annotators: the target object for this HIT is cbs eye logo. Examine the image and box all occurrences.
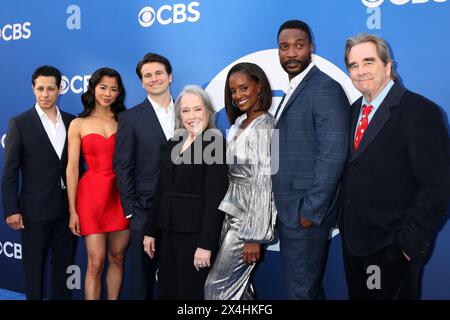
[138,2,200,27]
[60,77,70,94]
[138,7,156,27]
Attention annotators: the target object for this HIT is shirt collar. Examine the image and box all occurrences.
[35,103,62,121]
[361,79,394,111]
[234,113,247,126]
[147,95,174,113]
[288,61,315,91]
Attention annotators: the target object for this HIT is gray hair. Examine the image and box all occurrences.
[344,33,398,81]
[174,85,216,130]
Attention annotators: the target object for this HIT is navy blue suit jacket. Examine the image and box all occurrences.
[2,107,76,223]
[341,83,450,260]
[113,98,169,231]
[272,66,350,229]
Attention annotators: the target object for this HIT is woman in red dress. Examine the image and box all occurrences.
[66,67,129,299]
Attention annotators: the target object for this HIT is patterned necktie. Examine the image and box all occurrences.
[354,104,373,151]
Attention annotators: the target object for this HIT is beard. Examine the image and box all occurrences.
[281,57,311,78]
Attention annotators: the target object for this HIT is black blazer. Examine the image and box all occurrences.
[145,131,228,251]
[113,98,169,231]
[340,83,450,260]
[2,107,76,223]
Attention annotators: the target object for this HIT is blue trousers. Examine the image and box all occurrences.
[128,229,157,300]
[277,220,330,299]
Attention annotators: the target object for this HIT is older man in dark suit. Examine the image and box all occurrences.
[113,52,175,299]
[2,65,78,300]
[272,20,349,299]
[340,33,450,299]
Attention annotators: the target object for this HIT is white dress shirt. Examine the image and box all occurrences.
[147,95,175,141]
[275,62,315,122]
[35,103,66,188]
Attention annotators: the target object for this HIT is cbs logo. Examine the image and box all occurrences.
[361,0,446,8]
[60,75,91,95]
[0,22,31,42]
[138,1,200,27]
[0,241,22,259]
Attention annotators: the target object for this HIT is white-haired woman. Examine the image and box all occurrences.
[143,85,228,299]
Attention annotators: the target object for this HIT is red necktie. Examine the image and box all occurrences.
[354,104,373,151]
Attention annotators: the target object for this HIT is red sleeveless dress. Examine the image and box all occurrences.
[76,133,129,235]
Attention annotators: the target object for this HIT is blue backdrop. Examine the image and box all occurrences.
[1,0,449,299]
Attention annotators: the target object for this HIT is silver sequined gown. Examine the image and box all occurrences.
[204,113,277,300]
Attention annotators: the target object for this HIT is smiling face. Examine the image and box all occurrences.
[347,41,392,102]
[228,71,262,115]
[140,61,172,97]
[180,93,208,136]
[94,76,120,108]
[278,28,313,80]
[32,76,60,111]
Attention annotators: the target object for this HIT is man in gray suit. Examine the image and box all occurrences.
[272,20,349,299]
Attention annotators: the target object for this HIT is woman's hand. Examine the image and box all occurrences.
[69,212,81,237]
[143,236,156,259]
[243,242,260,264]
[193,247,211,271]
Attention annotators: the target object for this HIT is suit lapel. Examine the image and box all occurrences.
[273,93,286,119]
[60,110,72,163]
[350,83,406,162]
[29,107,60,160]
[277,66,318,122]
[349,98,362,158]
[138,98,168,144]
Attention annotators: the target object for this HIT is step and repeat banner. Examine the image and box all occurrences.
[1,0,449,299]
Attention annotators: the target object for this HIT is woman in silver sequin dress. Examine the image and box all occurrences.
[204,63,277,300]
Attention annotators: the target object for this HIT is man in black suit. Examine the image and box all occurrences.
[2,65,77,300]
[113,53,175,299]
[340,34,450,299]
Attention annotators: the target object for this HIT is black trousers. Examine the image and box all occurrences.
[20,193,77,300]
[158,230,210,300]
[342,239,422,300]
[128,229,157,299]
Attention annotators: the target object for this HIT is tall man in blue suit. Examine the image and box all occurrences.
[114,53,175,299]
[341,34,450,299]
[2,66,78,299]
[272,20,349,299]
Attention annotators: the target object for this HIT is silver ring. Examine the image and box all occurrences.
[198,263,203,268]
